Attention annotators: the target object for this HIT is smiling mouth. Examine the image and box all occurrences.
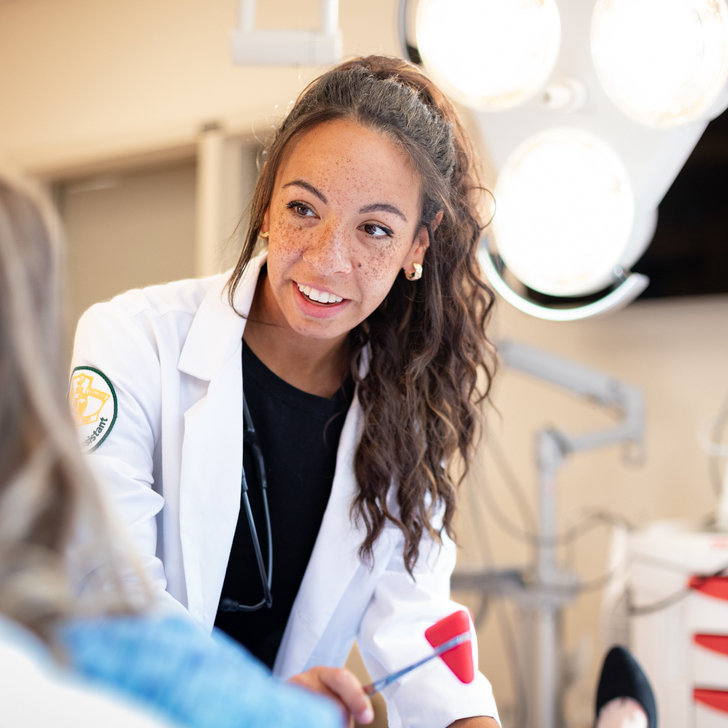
[297,283,344,305]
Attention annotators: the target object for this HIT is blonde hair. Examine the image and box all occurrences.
[0,172,146,647]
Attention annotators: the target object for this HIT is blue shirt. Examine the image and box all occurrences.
[61,615,343,728]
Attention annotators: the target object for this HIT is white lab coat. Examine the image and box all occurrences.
[72,253,500,728]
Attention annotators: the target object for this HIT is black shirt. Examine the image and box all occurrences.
[214,340,354,668]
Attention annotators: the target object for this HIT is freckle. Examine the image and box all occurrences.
[358,263,362,268]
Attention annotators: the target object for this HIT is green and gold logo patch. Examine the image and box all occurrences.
[70,366,117,452]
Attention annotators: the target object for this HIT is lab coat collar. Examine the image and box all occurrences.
[177,253,265,625]
[177,253,266,381]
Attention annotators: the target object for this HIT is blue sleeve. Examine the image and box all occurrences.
[60,616,343,728]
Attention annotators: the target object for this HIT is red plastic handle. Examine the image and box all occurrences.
[694,634,728,657]
[689,576,728,601]
[425,611,474,684]
[694,688,728,714]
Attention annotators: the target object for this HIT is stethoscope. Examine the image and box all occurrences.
[219,392,273,612]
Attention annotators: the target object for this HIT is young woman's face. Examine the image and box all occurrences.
[260,119,429,345]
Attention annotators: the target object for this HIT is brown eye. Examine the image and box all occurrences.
[286,201,315,217]
[361,223,393,238]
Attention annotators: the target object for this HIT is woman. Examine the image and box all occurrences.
[71,56,500,727]
[0,172,344,728]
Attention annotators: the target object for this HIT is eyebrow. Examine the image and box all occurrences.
[282,180,327,204]
[358,203,407,222]
[282,179,408,223]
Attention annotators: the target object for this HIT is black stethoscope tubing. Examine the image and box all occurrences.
[219,392,273,612]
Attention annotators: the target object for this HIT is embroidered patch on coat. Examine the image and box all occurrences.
[69,366,118,452]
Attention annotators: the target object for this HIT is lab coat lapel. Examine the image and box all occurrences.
[177,256,265,627]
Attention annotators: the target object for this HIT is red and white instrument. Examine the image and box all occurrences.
[364,611,474,696]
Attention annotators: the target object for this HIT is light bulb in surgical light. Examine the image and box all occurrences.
[493,129,634,297]
[415,0,561,110]
[592,0,728,128]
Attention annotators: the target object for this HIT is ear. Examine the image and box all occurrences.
[403,211,442,272]
[403,222,431,274]
[261,207,270,236]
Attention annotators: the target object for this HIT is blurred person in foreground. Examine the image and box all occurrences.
[0,172,347,728]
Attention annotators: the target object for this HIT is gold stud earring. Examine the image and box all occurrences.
[407,263,423,281]
[259,230,269,239]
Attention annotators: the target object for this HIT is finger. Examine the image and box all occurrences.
[319,668,374,725]
[287,670,353,720]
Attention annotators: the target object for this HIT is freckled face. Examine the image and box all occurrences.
[260,119,429,344]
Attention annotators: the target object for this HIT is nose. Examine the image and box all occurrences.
[302,220,352,276]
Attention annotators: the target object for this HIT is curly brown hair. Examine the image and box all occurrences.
[228,56,497,574]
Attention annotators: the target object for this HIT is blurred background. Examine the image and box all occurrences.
[1,1,727,726]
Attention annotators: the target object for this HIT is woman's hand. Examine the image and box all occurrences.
[288,666,374,726]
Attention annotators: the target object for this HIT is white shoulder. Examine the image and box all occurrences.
[70,274,231,454]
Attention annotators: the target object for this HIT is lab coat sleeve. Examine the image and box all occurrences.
[357,527,500,728]
[71,298,185,617]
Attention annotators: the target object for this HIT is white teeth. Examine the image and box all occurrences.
[297,283,343,304]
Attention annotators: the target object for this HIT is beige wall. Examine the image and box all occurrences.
[58,160,197,328]
[2,2,727,726]
[0,0,400,175]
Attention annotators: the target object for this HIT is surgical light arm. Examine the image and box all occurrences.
[499,339,644,457]
[231,0,342,66]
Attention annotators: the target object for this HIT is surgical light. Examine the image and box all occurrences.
[591,0,728,128]
[399,0,725,319]
[492,128,634,297]
[415,0,561,110]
